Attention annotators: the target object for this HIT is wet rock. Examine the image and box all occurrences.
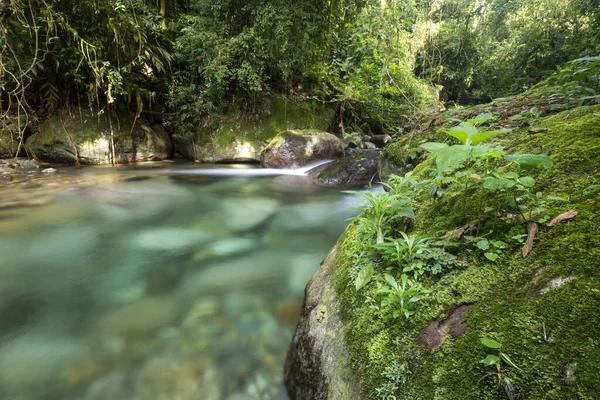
[131,227,211,254]
[261,130,344,169]
[42,167,58,174]
[26,110,171,165]
[193,237,259,263]
[0,335,93,397]
[92,296,178,339]
[370,134,393,147]
[2,173,13,181]
[284,236,362,399]
[307,149,380,186]
[363,141,378,149]
[221,198,280,232]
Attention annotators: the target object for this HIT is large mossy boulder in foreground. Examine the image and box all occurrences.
[284,236,363,399]
[174,96,335,163]
[308,149,380,186]
[261,130,344,169]
[26,110,171,164]
[286,104,600,399]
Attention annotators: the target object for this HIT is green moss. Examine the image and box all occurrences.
[332,104,600,399]
[201,96,335,148]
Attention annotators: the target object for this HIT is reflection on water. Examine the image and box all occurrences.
[0,163,360,400]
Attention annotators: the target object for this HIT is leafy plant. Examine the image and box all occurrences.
[471,238,507,261]
[480,338,520,399]
[371,274,428,319]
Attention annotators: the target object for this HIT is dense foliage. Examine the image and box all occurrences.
[1,0,599,149]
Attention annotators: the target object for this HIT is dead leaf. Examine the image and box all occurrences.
[441,219,479,241]
[528,128,549,134]
[522,222,538,258]
[548,210,578,227]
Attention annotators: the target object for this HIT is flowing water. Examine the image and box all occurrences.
[0,162,362,400]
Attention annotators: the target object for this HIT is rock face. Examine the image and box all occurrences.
[308,149,380,186]
[261,130,345,169]
[26,110,171,164]
[284,236,362,400]
[174,97,335,163]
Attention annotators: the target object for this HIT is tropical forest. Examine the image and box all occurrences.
[1,0,599,399]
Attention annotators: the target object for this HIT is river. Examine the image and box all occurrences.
[0,162,361,400]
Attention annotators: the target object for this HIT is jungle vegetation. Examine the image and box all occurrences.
[1,0,599,147]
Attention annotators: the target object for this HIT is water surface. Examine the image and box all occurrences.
[0,163,360,400]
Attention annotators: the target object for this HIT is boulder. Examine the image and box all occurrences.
[284,236,362,399]
[27,110,171,164]
[370,134,392,148]
[308,149,380,186]
[173,96,335,163]
[261,130,345,169]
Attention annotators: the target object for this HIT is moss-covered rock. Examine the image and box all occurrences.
[284,235,363,399]
[308,149,380,186]
[174,96,335,163]
[261,130,344,169]
[27,110,171,165]
[286,104,600,399]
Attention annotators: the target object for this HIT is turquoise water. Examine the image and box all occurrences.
[0,163,360,400]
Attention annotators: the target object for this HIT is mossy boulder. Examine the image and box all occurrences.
[308,149,380,186]
[174,96,335,163]
[284,235,363,399]
[286,104,600,399]
[27,110,171,165]
[261,130,344,169]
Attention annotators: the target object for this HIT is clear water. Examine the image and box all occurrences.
[0,163,360,400]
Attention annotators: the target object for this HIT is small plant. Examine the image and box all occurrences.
[344,131,364,148]
[509,106,542,126]
[375,356,409,400]
[480,338,520,400]
[371,274,429,319]
[471,238,507,261]
[374,233,431,279]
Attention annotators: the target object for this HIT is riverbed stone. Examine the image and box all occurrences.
[26,110,171,164]
[221,197,280,232]
[307,149,380,186]
[261,130,345,169]
[132,227,211,254]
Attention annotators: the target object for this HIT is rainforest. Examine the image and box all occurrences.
[1,0,599,399]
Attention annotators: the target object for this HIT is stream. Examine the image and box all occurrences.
[0,162,361,400]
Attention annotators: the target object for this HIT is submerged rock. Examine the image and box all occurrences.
[221,197,280,232]
[26,110,171,164]
[132,227,211,254]
[260,130,344,169]
[308,149,380,186]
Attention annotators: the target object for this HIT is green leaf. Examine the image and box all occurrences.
[500,352,520,370]
[384,274,398,290]
[518,176,536,188]
[439,124,479,145]
[470,129,511,145]
[434,145,472,173]
[420,142,449,152]
[480,337,503,349]
[397,207,416,220]
[484,252,499,261]
[483,177,516,190]
[476,239,490,250]
[505,154,554,170]
[468,113,494,126]
[482,354,500,366]
[355,263,374,291]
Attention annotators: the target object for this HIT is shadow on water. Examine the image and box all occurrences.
[0,163,365,400]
